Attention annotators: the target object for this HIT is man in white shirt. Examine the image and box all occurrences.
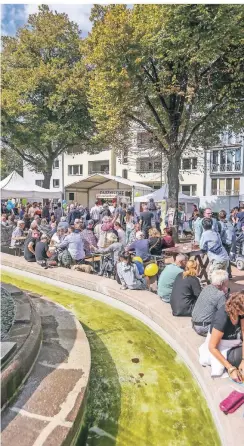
[90,201,101,224]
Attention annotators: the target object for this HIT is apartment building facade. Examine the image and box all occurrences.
[205,132,244,197]
[23,126,204,198]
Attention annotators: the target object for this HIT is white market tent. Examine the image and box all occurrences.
[0,171,62,200]
[134,184,199,204]
[65,173,152,207]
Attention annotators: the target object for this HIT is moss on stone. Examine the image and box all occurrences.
[2,272,221,446]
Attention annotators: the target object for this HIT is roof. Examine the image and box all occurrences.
[65,173,152,191]
[0,171,61,199]
[134,185,199,203]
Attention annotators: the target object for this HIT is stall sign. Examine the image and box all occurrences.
[96,190,130,198]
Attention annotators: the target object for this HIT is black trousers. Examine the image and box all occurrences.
[223,244,232,277]
[227,346,242,368]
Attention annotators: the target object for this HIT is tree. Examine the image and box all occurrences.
[0,146,23,179]
[1,5,94,188]
[85,4,244,212]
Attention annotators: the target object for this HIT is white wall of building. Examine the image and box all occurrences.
[23,156,63,192]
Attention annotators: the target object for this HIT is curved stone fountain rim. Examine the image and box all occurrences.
[1,262,230,446]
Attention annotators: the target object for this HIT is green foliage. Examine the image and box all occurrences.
[1,5,94,187]
[85,4,244,204]
[0,146,23,179]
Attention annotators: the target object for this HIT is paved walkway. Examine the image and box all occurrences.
[1,291,91,446]
[1,253,244,446]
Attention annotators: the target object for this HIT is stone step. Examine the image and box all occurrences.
[1,295,91,446]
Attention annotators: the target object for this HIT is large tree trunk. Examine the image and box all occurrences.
[42,171,52,189]
[167,154,181,241]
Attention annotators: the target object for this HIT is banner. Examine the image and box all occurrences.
[160,200,167,232]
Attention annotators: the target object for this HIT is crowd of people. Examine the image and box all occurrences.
[1,198,244,382]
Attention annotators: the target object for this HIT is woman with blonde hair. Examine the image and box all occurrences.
[170,260,201,316]
[148,227,163,256]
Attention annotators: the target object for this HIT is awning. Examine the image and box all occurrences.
[0,171,62,199]
[65,173,152,191]
[134,185,199,203]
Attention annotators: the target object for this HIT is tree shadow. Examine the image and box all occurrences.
[78,323,121,446]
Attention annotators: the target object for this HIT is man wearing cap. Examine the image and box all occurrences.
[35,234,49,266]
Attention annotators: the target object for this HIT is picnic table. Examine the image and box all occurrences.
[163,243,210,283]
[9,236,27,256]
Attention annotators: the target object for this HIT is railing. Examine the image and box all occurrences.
[211,189,240,196]
[136,167,162,173]
[88,169,110,175]
[210,162,241,173]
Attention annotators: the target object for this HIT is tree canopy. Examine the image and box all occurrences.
[1,5,94,188]
[85,4,244,206]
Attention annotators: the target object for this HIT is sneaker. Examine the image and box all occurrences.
[120,285,128,290]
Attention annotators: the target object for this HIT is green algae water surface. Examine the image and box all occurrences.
[2,272,220,446]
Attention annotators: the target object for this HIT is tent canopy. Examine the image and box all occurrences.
[0,171,61,199]
[134,185,199,204]
[65,173,152,191]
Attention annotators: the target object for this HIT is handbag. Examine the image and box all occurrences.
[219,390,244,414]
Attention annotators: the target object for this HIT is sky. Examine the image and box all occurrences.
[1,4,94,37]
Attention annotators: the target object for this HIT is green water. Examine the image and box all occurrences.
[1,271,220,446]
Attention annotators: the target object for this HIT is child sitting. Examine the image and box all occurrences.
[117,252,147,290]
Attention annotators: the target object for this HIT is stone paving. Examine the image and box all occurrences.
[1,253,244,446]
[1,288,91,446]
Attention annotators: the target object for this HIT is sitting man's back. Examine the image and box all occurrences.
[157,254,187,303]
[192,269,228,337]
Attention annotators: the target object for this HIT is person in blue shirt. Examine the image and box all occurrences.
[200,218,229,281]
[218,210,236,279]
[194,208,219,244]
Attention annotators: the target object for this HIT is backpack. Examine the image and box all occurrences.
[58,249,72,268]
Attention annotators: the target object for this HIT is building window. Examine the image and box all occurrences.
[137,158,161,173]
[137,132,153,146]
[68,165,83,175]
[211,178,240,195]
[53,159,59,169]
[53,179,60,188]
[211,148,242,173]
[181,157,197,170]
[69,192,74,201]
[122,169,128,179]
[181,185,197,196]
[35,180,44,187]
[122,148,128,164]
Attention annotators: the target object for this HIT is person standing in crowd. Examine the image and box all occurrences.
[127,222,141,245]
[1,214,9,226]
[218,210,236,279]
[28,202,39,219]
[19,205,25,220]
[54,202,62,224]
[80,220,97,255]
[58,226,85,264]
[194,208,219,243]
[177,205,186,238]
[170,260,201,317]
[57,216,69,231]
[140,204,153,238]
[237,204,244,227]
[192,269,228,336]
[125,210,135,245]
[11,220,25,247]
[157,254,188,303]
[114,222,126,246]
[200,218,229,279]
[67,204,81,225]
[42,201,50,222]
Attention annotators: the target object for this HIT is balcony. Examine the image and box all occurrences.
[210,162,241,174]
[211,189,240,196]
[136,166,162,173]
[88,161,109,175]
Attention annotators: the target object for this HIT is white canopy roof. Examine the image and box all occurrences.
[0,171,61,199]
[66,173,152,191]
[134,185,199,203]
